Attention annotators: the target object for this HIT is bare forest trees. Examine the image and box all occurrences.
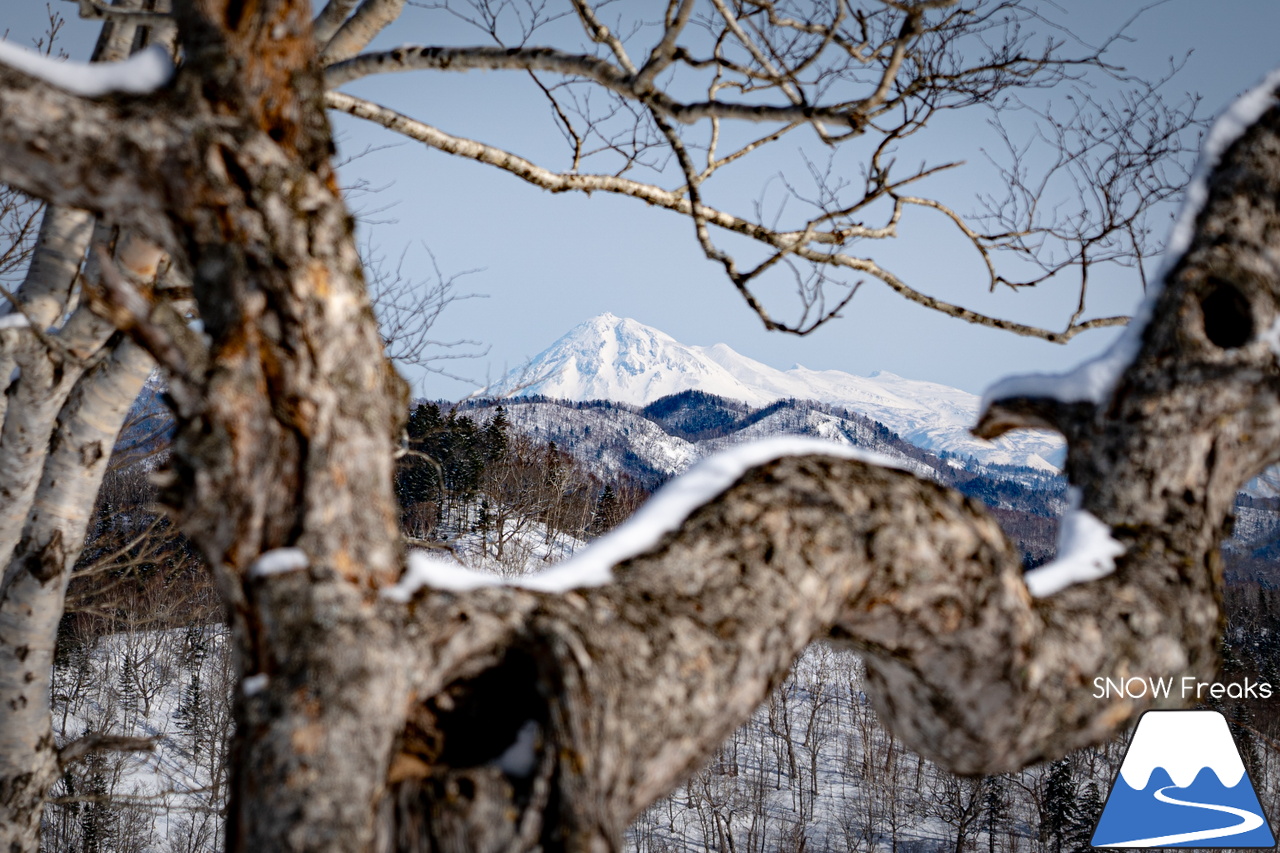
[0,1,1276,852]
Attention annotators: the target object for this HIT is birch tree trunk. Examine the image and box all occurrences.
[0,9,164,845]
[0,2,1276,851]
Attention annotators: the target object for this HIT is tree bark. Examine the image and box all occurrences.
[0,338,153,849]
[149,3,410,848]
[0,7,172,848]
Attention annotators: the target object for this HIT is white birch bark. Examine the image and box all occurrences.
[0,5,163,847]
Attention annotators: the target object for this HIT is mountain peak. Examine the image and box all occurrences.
[492,314,767,407]
[492,314,1063,470]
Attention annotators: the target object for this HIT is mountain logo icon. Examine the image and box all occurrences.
[1092,710,1275,847]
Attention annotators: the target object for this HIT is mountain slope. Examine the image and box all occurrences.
[492,313,1063,470]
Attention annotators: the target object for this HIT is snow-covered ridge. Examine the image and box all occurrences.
[489,313,1063,471]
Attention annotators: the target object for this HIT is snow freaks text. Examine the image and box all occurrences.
[1092,676,1273,701]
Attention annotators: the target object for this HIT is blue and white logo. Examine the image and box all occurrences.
[1092,710,1275,848]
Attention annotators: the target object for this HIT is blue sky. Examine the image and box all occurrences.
[8,2,1280,397]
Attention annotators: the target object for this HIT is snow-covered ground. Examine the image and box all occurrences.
[44,624,231,853]
[43,580,1280,853]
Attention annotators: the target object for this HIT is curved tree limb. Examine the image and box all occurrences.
[358,68,1280,850]
[57,733,156,769]
[0,3,1268,852]
[324,91,878,244]
[370,451,1214,846]
[325,44,866,128]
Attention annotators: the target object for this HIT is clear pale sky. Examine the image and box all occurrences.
[6,2,1280,397]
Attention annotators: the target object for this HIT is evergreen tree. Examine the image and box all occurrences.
[484,406,509,462]
[591,484,620,536]
[176,626,211,757]
[176,670,209,757]
[116,648,140,727]
[407,402,443,441]
[1067,781,1103,853]
[981,775,1010,853]
[396,404,442,513]
[475,497,492,537]
[440,411,484,506]
[77,748,116,853]
[1040,759,1079,853]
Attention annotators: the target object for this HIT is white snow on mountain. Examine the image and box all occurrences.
[498,313,779,406]
[491,313,1063,471]
[495,400,700,480]
[698,404,938,482]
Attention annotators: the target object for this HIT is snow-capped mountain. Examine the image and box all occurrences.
[496,313,779,406]
[491,313,1063,471]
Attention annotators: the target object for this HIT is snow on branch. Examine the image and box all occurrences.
[1022,490,1126,597]
[0,40,171,97]
[524,436,903,593]
[983,67,1280,410]
[382,551,505,601]
[248,547,310,578]
[383,437,902,601]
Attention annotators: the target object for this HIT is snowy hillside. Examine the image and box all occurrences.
[696,402,939,482]
[490,313,1063,471]
[466,395,960,491]
[480,399,699,484]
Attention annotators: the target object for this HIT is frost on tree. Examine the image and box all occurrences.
[0,1,1277,852]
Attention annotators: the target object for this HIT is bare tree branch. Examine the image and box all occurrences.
[57,733,156,770]
[321,0,407,63]
[327,44,866,127]
[313,0,361,45]
[65,0,173,27]
[366,242,487,382]
[326,1,1200,337]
